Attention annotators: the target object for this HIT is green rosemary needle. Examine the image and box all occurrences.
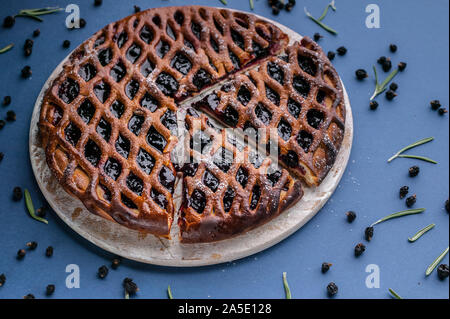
[408,224,435,242]
[370,208,426,227]
[388,288,402,299]
[304,7,338,35]
[388,137,435,163]
[282,272,291,299]
[425,246,449,276]
[0,44,14,54]
[370,66,399,100]
[24,189,48,224]
[396,155,437,164]
[167,285,173,299]
[14,7,63,22]
[318,0,336,21]
[249,0,254,10]
[219,0,228,5]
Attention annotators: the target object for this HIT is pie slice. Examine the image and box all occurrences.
[191,37,346,186]
[38,6,290,238]
[177,110,303,243]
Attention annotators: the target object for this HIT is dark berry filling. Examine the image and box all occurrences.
[155,72,179,97]
[104,157,122,180]
[231,29,245,50]
[229,50,241,69]
[191,22,202,39]
[171,52,192,75]
[64,122,81,146]
[203,170,220,192]
[298,55,317,76]
[128,114,144,135]
[161,110,178,134]
[297,130,313,152]
[58,78,80,104]
[265,85,280,106]
[277,118,292,141]
[136,148,155,175]
[98,48,113,66]
[166,25,176,40]
[159,166,175,193]
[151,189,168,209]
[267,62,284,84]
[156,40,170,58]
[110,100,125,118]
[93,81,110,103]
[190,131,212,154]
[293,76,310,98]
[223,187,235,212]
[236,167,249,188]
[147,126,167,153]
[125,79,139,100]
[255,103,272,125]
[281,150,299,168]
[115,134,130,158]
[267,170,282,187]
[213,147,234,173]
[78,63,96,82]
[140,25,154,44]
[250,185,261,210]
[126,173,143,195]
[116,31,128,48]
[141,58,155,77]
[121,194,137,209]
[307,109,324,129]
[140,93,159,112]
[237,85,252,106]
[249,151,264,169]
[193,69,212,90]
[287,98,302,118]
[110,61,126,82]
[96,117,111,141]
[77,99,95,124]
[174,11,184,25]
[126,43,142,64]
[182,163,198,177]
[190,189,206,214]
[223,105,239,126]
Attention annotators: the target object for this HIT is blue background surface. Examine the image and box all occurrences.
[0,0,448,299]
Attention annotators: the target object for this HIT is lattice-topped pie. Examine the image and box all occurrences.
[38,6,345,243]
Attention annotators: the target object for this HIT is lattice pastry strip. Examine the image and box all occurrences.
[191,37,346,186]
[178,111,303,243]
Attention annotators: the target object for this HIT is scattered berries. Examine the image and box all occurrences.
[46,284,55,296]
[23,294,35,299]
[0,120,5,130]
[6,110,16,121]
[3,16,15,28]
[134,5,141,13]
[0,274,5,287]
[406,194,417,208]
[355,69,368,80]
[377,56,387,65]
[17,249,26,259]
[437,264,449,280]
[438,108,447,116]
[336,46,347,56]
[21,66,32,78]
[33,29,40,37]
[98,265,109,279]
[389,82,398,91]
[446,199,449,213]
[36,206,46,217]
[313,33,322,41]
[409,166,420,177]
[389,44,397,53]
[3,96,11,106]
[94,0,103,6]
[369,101,379,110]
[355,243,366,257]
[0,152,4,161]
[63,40,71,48]
[399,186,409,199]
[327,282,338,296]
[346,211,356,223]
[398,62,407,71]
[365,227,374,241]
[123,278,139,296]
[26,241,38,250]
[321,262,332,273]
[327,51,335,61]
[79,18,86,28]
[45,246,54,257]
[385,90,397,100]
[13,186,23,201]
[111,258,121,270]
[382,60,392,72]
[430,100,441,110]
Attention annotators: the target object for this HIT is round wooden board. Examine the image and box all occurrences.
[29,9,353,267]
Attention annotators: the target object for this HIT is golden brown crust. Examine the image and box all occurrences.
[191,37,346,186]
[178,113,303,243]
[38,6,290,238]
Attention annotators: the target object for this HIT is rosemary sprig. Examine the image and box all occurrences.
[219,0,228,5]
[249,0,254,10]
[282,272,291,299]
[425,246,449,276]
[167,285,173,299]
[304,7,338,35]
[408,224,435,242]
[24,189,48,224]
[370,66,399,100]
[14,7,63,22]
[396,155,437,164]
[387,137,435,163]
[370,208,426,227]
[388,288,403,299]
[0,44,14,54]
[318,0,336,21]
